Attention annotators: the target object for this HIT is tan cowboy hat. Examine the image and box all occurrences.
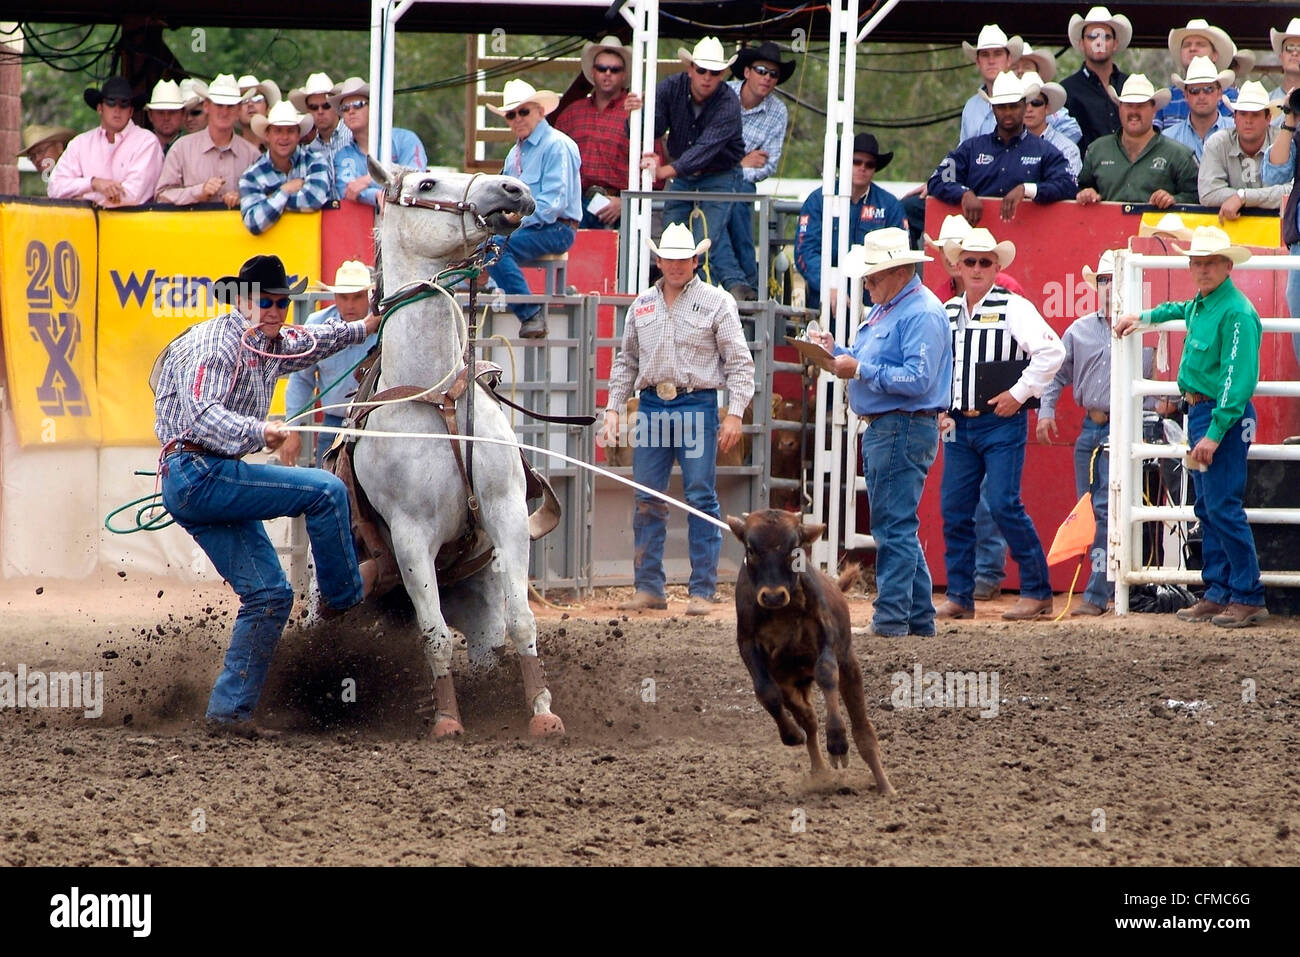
[328,77,371,109]
[1229,81,1276,115]
[1020,72,1067,114]
[677,36,736,72]
[177,78,203,109]
[580,36,632,87]
[1082,249,1115,289]
[145,79,185,111]
[1068,6,1132,54]
[1015,42,1056,82]
[1171,56,1234,93]
[1231,50,1256,81]
[17,124,75,159]
[289,72,335,112]
[946,227,1016,269]
[239,76,282,107]
[319,260,374,294]
[843,228,931,279]
[979,72,1027,106]
[1173,226,1251,265]
[923,213,973,258]
[1107,74,1172,111]
[487,78,560,117]
[250,100,313,139]
[646,222,709,259]
[1137,213,1193,242]
[1168,19,1236,68]
[1271,18,1300,57]
[963,24,1024,63]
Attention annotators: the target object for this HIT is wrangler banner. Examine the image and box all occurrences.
[0,200,102,447]
[96,208,321,446]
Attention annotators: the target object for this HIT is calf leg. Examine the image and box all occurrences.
[782,680,829,777]
[816,642,849,768]
[838,656,895,795]
[740,641,804,745]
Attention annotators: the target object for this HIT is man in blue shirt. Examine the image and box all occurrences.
[1156,19,1241,129]
[1161,56,1234,161]
[486,79,582,339]
[959,24,1023,146]
[808,228,952,637]
[328,77,427,206]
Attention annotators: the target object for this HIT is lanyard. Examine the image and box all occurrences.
[863,284,920,328]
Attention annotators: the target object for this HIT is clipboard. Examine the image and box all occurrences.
[973,358,1039,410]
[784,336,838,374]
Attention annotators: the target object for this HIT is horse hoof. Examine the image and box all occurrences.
[433,717,464,738]
[529,713,565,737]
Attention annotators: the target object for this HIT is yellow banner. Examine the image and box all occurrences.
[0,201,101,446]
[1139,210,1284,250]
[96,209,322,446]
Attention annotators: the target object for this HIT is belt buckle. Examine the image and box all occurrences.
[962,410,981,418]
[656,382,678,401]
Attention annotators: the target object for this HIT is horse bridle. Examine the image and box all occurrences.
[385,171,487,252]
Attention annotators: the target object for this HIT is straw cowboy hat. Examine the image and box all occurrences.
[1019,72,1067,114]
[289,72,335,112]
[1271,18,1300,57]
[1231,50,1256,81]
[1171,56,1233,93]
[979,72,1027,106]
[1015,42,1056,82]
[83,76,145,111]
[487,78,560,117]
[646,222,710,259]
[1107,74,1172,111]
[178,78,203,109]
[963,25,1024,63]
[1168,19,1236,67]
[16,124,75,159]
[922,213,973,257]
[1173,226,1251,265]
[1082,249,1115,289]
[946,227,1016,269]
[238,75,282,107]
[732,41,796,84]
[144,79,185,111]
[319,260,374,294]
[853,131,892,172]
[250,100,313,139]
[1068,7,1133,55]
[677,36,736,72]
[1228,81,1276,115]
[1137,213,1193,242]
[328,77,371,109]
[580,36,632,87]
[189,73,246,106]
[842,227,930,279]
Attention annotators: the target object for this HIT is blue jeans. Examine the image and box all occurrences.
[1188,400,1264,606]
[973,476,1008,587]
[630,389,722,599]
[487,221,577,321]
[862,413,940,636]
[724,178,759,289]
[1075,418,1112,608]
[161,451,363,722]
[941,410,1052,607]
[663,168,746,289]
[1287,241,1300,367]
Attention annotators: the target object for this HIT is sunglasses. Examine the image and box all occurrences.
[246,94,265,104]
[592,64,624,74]
[748,64,780,78]
[693,66,724,77]
[1185,85,1219,96]
[504,106,532,120]
[102,97,132,109]
[306,102,333,112]
[258,296,292,310]
[1027,97,1048,108]
[961,257,997,269]
[852,157,877,169]
[1285,43,1300,55]
[1082,30,1114,42]
[339,98,369,113]
[187,108,204,117]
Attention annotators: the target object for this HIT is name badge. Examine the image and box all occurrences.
[979,313,1000,324]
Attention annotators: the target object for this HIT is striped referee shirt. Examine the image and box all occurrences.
[946,285,1064,412]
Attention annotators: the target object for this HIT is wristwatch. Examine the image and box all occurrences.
[1237,188,1246,200]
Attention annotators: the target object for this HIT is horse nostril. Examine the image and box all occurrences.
[502,182,521,195]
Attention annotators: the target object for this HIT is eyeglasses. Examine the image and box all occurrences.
[258,296,292,310]
[504,106,532,120]
[1284,43,1300,55]
[1082,30,1114,42]
[1185,85,1219,96]
[748,64,779,78]
[592,64,625,74]
[102,97,131,109]
[306,102,333,112]
[852,157,877,169]
[961,257,996,269]
[693,66,724,77]
[187,109,204,117]
[339,98,369,113]
[246,94,265,104]
[1027,97,1048,108]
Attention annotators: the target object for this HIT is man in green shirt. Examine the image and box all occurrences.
[1115,226,1267,627]
[1076,73,1199,207]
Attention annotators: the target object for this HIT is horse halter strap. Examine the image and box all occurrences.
[389,172,486,253]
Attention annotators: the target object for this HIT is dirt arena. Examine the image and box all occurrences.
[1,573,1296,867]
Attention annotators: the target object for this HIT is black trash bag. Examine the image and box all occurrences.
[1127,583,1198,613]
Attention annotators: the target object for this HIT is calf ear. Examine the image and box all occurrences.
[726,515,748,543]
[367,155,392,188]
[800,522,827,547]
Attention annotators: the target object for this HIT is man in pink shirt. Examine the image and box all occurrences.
[48,76,163,207]
[155,74,261,207]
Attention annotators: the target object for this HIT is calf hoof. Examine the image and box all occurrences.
[433,717,465,738]
[830,752,848,769]
[827,727,849,757]
[529,713,566,737]
[779,726,806,747]
[877,781,898,797]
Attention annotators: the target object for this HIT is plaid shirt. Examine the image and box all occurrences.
[238,146,332,235]
[154,309,369,456]
[653,72,744,177]
[725,79,787,183]
[606,276,755,417]
[552,90,631,195]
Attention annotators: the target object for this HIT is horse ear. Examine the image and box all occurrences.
[367,155,392,188]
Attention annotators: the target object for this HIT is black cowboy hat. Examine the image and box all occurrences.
[83,76,146,111]
[853,132,893,173]
[213,255,308,301]
[731,41,797,84]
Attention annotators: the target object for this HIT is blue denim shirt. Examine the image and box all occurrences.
[833,275,953,415]
[502,119,583,227]
[283,304,378,419]
[1261,137,1299,240]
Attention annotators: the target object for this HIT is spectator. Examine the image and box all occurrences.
[1076,74,1198,207]
[1199,81,1286,220]
[927,72,1076,226]
[642,37,748,298]
[155,73,261,208]
[1061,6,1132,156]
[1157,19,1241,129]
[484,78,581,339]
[1012,43,1083,144]
[237,76,280,152]
[48,76,163,207]
[1269,19,1300,121]
[1020,71,1082,177]
[17,124,74,179]
[143,80,185,154]
[329,77,427,207]
[1262,88,1300,362]
[290,72,351,195]
[178,80,208,134]
[795,132,905,312]
[238,100,331,235]
[958,24,1023,145]
[1161,57,1235,161]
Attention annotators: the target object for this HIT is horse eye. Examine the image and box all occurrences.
[418,179,436,192]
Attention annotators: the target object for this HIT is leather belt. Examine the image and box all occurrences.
[1086,408,1110,425]
[644,384,712,401]
[558,218,579,230]
[960,410,982,418]
[163,439,234,459]
[864,409,941,425]
[1184,391,1211,406]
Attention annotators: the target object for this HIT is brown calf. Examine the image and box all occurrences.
[728,510,894,794]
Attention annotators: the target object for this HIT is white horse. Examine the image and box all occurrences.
[351,160,563,738]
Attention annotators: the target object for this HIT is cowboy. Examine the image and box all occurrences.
[959,25,1024,145]
[484,78,581,340]
[280,261,379,467]
[807,228,952,637]
[928,72,1076,226]
[1269,19,1300,120]
[237,75,280,151]
[1012,43,1082,144]
[1161,57,1235,162]
[1076,74,1198,207]
[1061,6,1132,156]
[1115,227,1267,628]
[794,132,905,312]
[1199,81,1287,220]
[47,76,163,207]
[603,223,755,616]
[1156,19,1241,129]
[17,124,74,179]
[643,37,748,298]
[290,72,351,195]
[329,77,427,207]
[1020,71,1082,177]
[143,79,185,154]
[238,100,332,234]
[935,228,1064,622]
[155,74,261,207]
[1263,86,1300,363]
[154,254,383,737]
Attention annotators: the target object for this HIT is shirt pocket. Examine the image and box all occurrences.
[1185,337,1211,356]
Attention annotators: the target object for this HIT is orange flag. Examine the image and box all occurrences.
[1047,493,1097,566]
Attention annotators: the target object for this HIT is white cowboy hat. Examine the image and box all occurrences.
[320,260,374,294]
[1107,74,1172,110]
[979,71,1027,106]
[328,76,371,110]
[923,213,973,257]
[1231,50,1256,80]
[1020,72,1067,115]
[962,24,1024,63]
[190,73,245,106]
[240,77,282,107]
[1172,225,1251,265]
[177,78,203,109]
[1271,18,1300,57]
[1015,42,1056,82]
[1137,213,1193,241]
[487,78,560,117]
[677,36,736,72]
[580,36,632,87]
[250,99,313,139]
[1168,19,1236,68]
[289,72,335,112]
[946,227,1016,269]
[144,79,185,111]
[842,228,931,279]
[1228,80,1276,115]
[1171,56,1234,93]
[1068,7,1133,55]
[1082,249,1115,289]
[646,222,710,259]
